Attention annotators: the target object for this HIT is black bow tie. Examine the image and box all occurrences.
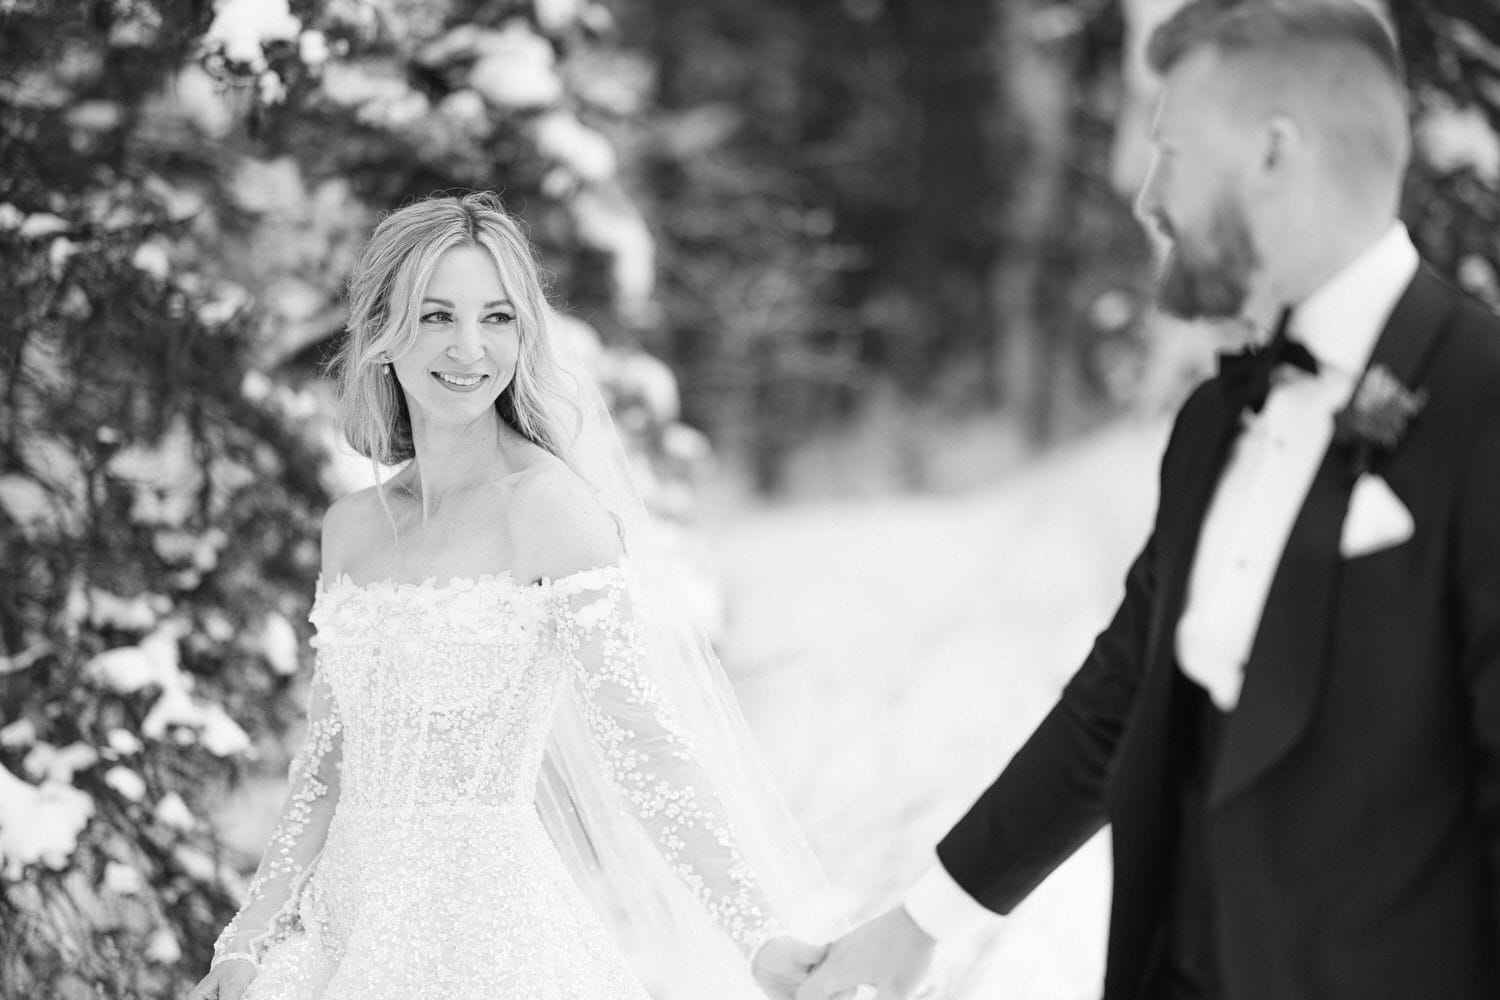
[1217,308,1320,415]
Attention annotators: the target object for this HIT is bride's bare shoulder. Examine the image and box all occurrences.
[320,484,390,576]
[507,459,622,581]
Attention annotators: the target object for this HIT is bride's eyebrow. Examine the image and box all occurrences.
[421,297,514,308]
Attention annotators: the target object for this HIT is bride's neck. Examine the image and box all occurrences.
[401,410,516,518]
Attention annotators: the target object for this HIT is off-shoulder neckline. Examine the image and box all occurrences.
[316,561,628,599]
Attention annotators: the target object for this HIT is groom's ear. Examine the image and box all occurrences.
[1243,113,1308,201]
[1259,115,1303,178]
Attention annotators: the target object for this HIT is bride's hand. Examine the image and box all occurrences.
[751,935,829,1000]
[185,957,257,1000]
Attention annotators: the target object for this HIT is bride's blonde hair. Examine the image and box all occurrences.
[332,192,580,467]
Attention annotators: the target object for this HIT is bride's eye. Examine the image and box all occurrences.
[484,311,516,326]
[420,310,453,324]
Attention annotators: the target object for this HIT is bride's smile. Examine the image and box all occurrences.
[197,193,834,1000]
[432,370,488,390]
[391,244,521,423]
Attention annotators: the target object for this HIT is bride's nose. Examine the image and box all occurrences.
[446,326,484,366]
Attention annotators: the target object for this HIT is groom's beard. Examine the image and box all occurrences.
[1156,195,1260,321]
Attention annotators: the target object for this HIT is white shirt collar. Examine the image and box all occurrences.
[1285,222,1420,378]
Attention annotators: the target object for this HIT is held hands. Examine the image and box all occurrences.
[752,935,831,999]
[184,957,256,1000]
[794,906,936,1000]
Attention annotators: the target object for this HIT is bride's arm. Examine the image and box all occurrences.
[211,653,344,967]
[521,469,784,957]
[211,502,357,969]
[551,564,784,956]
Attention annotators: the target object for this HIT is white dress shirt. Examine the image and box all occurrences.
[1175,223,1418,710]
[903,222,1421,941]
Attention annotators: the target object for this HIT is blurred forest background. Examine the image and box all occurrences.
[2,0,1498,996]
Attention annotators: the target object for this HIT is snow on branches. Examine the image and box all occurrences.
[2,2,712,996]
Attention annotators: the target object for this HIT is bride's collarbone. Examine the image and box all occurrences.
[334,459,577,586]
[346,496,531,587]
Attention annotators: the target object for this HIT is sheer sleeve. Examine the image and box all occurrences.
[549,565,784,957]
[211,654,343,967]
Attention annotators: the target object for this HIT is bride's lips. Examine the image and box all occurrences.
[431,371,491,393]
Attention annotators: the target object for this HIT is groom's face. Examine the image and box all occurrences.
[1136,51,1263,321]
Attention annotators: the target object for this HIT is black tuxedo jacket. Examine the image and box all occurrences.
[938,267,1500,999]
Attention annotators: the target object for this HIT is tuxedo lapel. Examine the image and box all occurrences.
[1209,267,1458,809]
[1109,380,1241,837]
[1125,382,1243,791]
[1151,386,1246,658]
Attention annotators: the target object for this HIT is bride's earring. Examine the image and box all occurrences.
[378,355,392,375]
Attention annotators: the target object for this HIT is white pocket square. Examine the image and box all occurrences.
[1340,473,1413,558]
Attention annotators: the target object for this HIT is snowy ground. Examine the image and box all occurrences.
[711,416,1168,999]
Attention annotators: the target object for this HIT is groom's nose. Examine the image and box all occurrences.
[1135,156,1166,232]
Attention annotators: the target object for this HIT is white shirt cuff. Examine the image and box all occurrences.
[902,860,1001,942]
[746,933,773,970]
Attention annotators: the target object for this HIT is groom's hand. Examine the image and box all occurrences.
[752,935,830,1000]
[796,905,935,1000]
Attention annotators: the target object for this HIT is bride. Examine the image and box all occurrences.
[186,192,837,1000]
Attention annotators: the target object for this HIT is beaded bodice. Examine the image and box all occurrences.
[211,564,780,979]
[309,573,561,811]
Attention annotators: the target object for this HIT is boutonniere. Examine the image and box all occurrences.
[1332,364,1428,479]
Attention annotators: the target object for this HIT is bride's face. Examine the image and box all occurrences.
[392,244,522,429]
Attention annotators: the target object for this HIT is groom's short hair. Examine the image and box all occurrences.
[1148,0,1410,186]
[1148,0,1403,86]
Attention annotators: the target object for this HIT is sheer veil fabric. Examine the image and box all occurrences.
[207,308,844,997]
[530,316,845,997]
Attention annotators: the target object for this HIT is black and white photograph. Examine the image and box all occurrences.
[2,1,1499,998]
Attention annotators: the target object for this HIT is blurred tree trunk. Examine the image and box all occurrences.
[884,0,1005,402]
[988,1,1077,443]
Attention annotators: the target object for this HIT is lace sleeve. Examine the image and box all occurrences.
[550,565,784,957]
[212,654,343,967]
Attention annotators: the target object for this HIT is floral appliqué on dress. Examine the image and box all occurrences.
[211,565,778,1000]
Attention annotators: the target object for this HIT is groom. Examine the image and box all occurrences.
[792,1,1500,998]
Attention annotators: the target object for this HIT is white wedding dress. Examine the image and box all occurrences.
[213,563,780,999]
